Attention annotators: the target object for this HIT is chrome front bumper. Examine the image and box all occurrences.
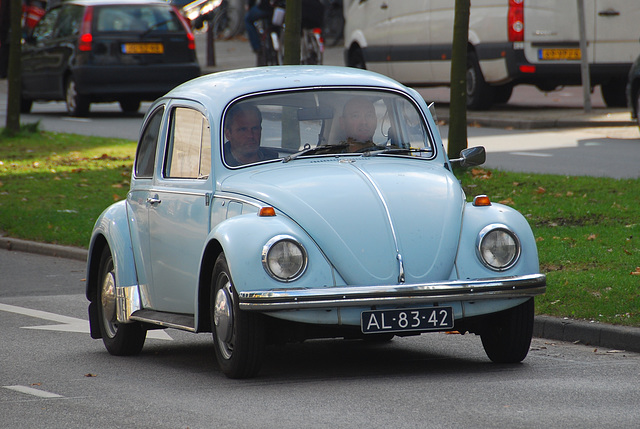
[239,274,546,311]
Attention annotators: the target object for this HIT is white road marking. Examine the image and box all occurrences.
[0,302,172,340]
[3,385,63,398]
[509,151,553,157]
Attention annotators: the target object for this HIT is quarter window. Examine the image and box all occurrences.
[135,106,164,178]
[165,107,211,179]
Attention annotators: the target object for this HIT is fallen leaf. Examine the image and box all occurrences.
[84,373,97,377]
[587,234,597,241]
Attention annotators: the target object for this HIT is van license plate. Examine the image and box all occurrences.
[122,43,164,54]
[361,307,453,334]
[538,48,581,60]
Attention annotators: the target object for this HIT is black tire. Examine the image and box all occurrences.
[65,77,90,117]
[480,298,534,363]
[635,89,640,131]
[347,45,366,69]
[96,246,146,356]
[600,80,628,108]
[493,84,514,104]
[466,52,495,110]
[119,99,141,113]
[211,254,265,379]
[20,97,33,113]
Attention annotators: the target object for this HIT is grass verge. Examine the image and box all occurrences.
[1,129,639,326]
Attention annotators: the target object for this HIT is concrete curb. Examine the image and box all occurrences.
[2,236,639,353]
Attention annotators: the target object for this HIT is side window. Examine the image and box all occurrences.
[31,8,61,40]
[135,107,164,178]
[56,5,83,38]
[165,107,211,179]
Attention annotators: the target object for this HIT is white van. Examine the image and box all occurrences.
[343,0,640,109]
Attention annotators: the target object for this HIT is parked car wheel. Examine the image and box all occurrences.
[635,89,640,130]
[65,77,90,117]
[20,96,32,113]
[211,254,265,379]
[347,45,366,69]
[97,246,146,356]
[119,99,141,113]
[493,84,514,104]
[480,298,534,363]
[601,80,628,108]
[466,52,494,111]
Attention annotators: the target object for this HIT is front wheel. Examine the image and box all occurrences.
[347,45,366,69]
[96,246,146,356]
[211,254,265,379]
[480,298,534,363]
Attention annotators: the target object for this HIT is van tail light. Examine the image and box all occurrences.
[78,6,94,52]
[508,0,524,42]
[173,6,196,50]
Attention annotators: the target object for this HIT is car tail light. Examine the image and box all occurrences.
[508,0,524,42]
[172,6,196,50]
[78,6,94,52]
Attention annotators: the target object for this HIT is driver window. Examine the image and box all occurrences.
[165,107,211,179]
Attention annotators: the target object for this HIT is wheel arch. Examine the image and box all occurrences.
[196,239,224,332]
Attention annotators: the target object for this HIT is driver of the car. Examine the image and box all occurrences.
[340,96,378,152]
[223,104,278,166]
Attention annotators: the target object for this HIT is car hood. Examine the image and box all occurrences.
[220,159,464,285]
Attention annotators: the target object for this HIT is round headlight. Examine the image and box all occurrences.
[262,235,308,282]
[477,225,520,271]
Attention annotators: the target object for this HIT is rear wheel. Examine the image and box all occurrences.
[347,45,366,69]
[211,254,265,379]
[466,52,494,110]
[600,80,628,108]
[480,298,534,363]
[119,99,140,113]
[65,77,90,117]
[96,246,146,356]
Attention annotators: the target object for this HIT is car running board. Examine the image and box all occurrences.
[130,309,196,332]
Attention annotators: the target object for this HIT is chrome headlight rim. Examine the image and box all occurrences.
[261,235,308,282]
[476,224,521,271]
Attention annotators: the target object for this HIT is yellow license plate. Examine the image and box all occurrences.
[538,48,581,61]
[122,43,164,54]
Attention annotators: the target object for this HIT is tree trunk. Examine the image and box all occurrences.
[283,0,301,65]
[447,0,470,159]
[5,0,22,134]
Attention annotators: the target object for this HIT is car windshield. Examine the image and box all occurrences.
[221,89,435,167]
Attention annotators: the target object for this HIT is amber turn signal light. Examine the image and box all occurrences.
[473,195,491,206]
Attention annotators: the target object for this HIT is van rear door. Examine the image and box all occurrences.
[523,0,639,65]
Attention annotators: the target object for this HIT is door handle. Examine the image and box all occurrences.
[598,9,620,16]
[147,195,161,205]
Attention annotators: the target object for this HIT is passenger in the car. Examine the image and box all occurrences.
[340,97,378,152]
[223,104,278,166]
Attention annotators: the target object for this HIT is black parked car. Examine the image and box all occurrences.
[21,0,201,116]
[627,53,640,131]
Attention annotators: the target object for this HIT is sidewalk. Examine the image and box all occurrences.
[1,235,639,354]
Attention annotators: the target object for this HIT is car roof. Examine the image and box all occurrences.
[165,66,415,107]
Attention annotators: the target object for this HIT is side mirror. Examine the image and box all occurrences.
[450,146,486,167]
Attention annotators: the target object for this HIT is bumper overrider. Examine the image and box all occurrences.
[239,274,546,311]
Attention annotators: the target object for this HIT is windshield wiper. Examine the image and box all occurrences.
[283,143,349,163]
[365,147,434,156]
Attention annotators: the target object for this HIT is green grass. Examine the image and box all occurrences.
[459,167,640,327]
[1,128,639,326]
[0,127,134,247]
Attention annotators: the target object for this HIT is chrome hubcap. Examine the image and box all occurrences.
[101,271,117,338]
[214,280,234,359]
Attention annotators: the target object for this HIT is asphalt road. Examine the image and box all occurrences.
[1,248,639,428]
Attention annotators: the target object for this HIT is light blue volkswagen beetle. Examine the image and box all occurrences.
[86,66,545,378]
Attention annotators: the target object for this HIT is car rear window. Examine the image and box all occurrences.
[95,5,182,33]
